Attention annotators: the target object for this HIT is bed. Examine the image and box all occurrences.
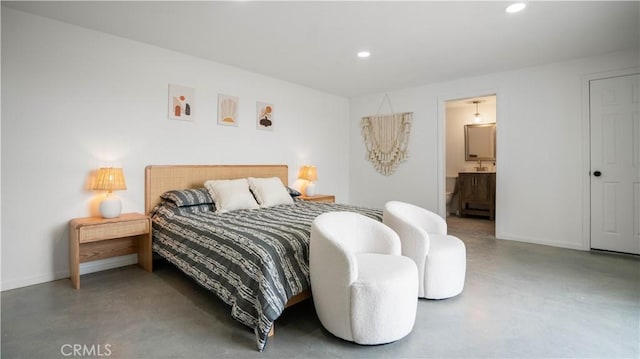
[144,165,382,351]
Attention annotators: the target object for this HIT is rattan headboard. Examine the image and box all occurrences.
[144,164,289,214]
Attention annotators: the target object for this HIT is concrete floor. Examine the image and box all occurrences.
[2,217,639,358]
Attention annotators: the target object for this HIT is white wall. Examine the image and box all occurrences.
[1,8,350,290]
[349,49,639,250]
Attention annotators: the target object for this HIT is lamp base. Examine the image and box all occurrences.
[99,194,122,218]
[305,182,316,197]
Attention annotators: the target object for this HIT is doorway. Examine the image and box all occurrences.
[444,95,497,234]
[589,73,639,254]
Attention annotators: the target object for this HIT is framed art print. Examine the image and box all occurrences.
[218,94,239,126]
[168,84,194,121]
[256,101,274,131]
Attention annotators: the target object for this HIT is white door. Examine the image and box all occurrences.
[590,73,640,254]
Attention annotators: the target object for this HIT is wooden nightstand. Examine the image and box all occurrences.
[69,213,152,289]
[298,194,335,203]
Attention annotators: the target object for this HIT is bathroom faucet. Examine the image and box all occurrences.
[475,160,487,171]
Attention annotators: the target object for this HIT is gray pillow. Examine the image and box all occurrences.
[287,186,302,197]
[161,188,213,207]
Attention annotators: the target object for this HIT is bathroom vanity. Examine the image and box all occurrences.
[457,171,495,220]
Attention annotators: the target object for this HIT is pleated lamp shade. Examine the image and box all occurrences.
[91,167,127,218]
[298,166,318,182]
[298,166,318,196]
[92,167,127,193]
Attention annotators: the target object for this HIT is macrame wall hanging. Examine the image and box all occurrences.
[361,93,413,176]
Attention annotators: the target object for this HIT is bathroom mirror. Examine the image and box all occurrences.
[465,123,496,161]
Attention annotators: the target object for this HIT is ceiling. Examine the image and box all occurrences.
[447,95,496,109]
[4,1,639,98]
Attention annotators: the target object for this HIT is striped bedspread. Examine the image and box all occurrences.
[151,199,382,351]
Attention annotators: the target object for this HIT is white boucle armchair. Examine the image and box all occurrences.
[383,201,466,299]
[309,212,418,345]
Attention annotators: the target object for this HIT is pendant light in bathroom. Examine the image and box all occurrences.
[472,100,482,123]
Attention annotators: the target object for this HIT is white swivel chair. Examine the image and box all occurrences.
[383,201,466,299]
[310,212,418,345]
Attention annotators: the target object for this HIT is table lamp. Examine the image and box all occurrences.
[91,167,127,218]
[298,165,318,196]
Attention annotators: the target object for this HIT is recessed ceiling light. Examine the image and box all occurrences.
[357,51,371,58]
[505,3,526,13]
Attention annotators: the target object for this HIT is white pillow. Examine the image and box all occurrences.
[204,178,259,213]
[248,177,294,208]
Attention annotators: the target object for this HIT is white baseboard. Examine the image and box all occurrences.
[1,254,139,291]
[498,233,585,251]
[1,271,66,291]
[79,254,138,275]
